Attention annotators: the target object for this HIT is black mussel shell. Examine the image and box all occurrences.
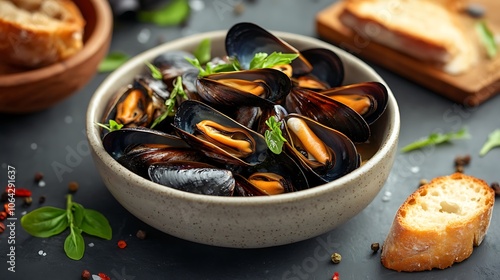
[153,50,198,83]
[319,82,388,125]
[225,22,312,76]
[102,127,189,160]
[286,87,370,143]
[149,161,235,196]
[283,114,360,183]
[172,100,269,166]
[299,48,344,89]
[196,68,292,108]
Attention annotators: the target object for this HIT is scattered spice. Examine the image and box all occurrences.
[331,252,342,264]
[332,271,340,280]
[0,211,6,220]
[98,272,111,280]
[418,179,428,187]
[34,172,44,183]
[81,269,91,280]
[491,182,500,196]
[454,154,471,166]
[6,187,32,197]
[39,195,46,204]
[0,222,5,233]
[136,229,147,240]
[23,197,33,206]
[117,240,127,249]
[68,181,79,193]
[371,242,380,253]
[455,165,465,173]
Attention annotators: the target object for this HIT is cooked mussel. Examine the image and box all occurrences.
[196,68,292,108]
[296,48,344,90]
[319,82,388,125]
[283,114,360,183]
[286,87,370,143]
[225,22,312,76]
[149,161,235,196]
[172,100,269,166]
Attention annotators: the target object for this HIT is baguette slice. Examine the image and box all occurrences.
[381,173,495,272]
[0,0,85,68]
[339,0,479,75]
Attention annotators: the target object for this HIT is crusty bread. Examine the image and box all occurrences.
[339,0,480,75]
[381,173,495,272]
[0,0,85,68]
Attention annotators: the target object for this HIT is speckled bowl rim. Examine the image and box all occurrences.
[87,30,400,207]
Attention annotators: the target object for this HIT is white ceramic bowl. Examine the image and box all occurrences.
[86,30,400,248]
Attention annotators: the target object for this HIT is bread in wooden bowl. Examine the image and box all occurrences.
[338,0,481,75]
[0,0,85,68]
[381,173,495,272]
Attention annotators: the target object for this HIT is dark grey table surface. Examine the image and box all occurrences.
[1,1,499,279]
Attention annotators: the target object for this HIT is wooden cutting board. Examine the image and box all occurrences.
[316,0,500,106]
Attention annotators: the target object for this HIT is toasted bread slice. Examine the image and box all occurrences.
[0,0,85,68]
[339,0,480,75]
[381,173,495,272]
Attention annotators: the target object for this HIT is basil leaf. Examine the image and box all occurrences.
[401,127,469,152]
[479,129,500,156]
[476,20,498,59]
[194,38,211,65]
[80,209,112,240]
[64,227,85,260]
[264,116,287,154]
[138,0,190,26]
[98,52,130,73]
[249,52,299,69]
[72,202,85,228]
[21,207,69,238]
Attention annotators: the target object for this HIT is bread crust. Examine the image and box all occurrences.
[0,0,85,68]
[381,173,495,272]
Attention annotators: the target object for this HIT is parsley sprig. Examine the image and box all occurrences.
[401,127,470,153]
[264,116,287,154]
[479,129,500,156]
[96,119,123,132]
[151,76,188,128]
[249,52,299,69]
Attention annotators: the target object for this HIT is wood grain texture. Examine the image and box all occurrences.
[316,0,500,106]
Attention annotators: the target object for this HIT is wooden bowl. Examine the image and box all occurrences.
[0,0,113,114]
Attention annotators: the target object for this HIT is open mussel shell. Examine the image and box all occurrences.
[319,82,388,125]
[297,48,344,89]
[152,50,198,83]
[286,87,370,143]
[172,100,269,166]
[102,127,189,160]
[283,114,360,183]
[148,160,235,196]
[196,68,292,108]
[225,22,312,76]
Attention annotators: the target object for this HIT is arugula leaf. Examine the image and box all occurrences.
[96,119,123,132]
[476,20,498,59]
[138,0,190,26]
[194,38,212,65]
[98,52,130,73]
[20,207,69,238]
[151,76,188,128]
[145,61,163,80]
[479,129,500,156]
[264,116,287,154]
[400,127,470,152]
[249,52,299,69]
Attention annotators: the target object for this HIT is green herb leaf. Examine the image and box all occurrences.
[194,38,211,65]
[401,127,470,153]
[96,119,123,132]
[20,207,69,238]
[479,129,500,156]
[79,209,112,240]
[138,0,190,26]
[264,116,287,154]
[98,52,130,73]
[145,61,163,80]
[151,76,188,128]
[64,226,85,260]
[249,52,299,69]
[476,20,498,59]
[72,202,85,228]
